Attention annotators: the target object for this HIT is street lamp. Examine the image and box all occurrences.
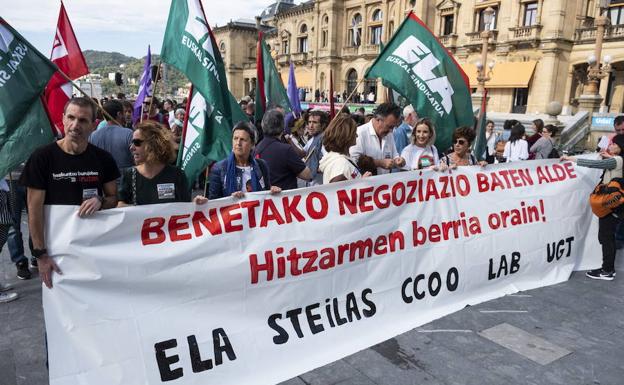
[476,7,495,94]
[584,0,611,95]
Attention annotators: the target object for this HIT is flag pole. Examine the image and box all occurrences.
[327,77,365,126]
[147,61,163,119]
[203,166,210,197]
[54,68,121,126]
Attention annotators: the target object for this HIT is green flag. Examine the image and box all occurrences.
[254,32,292,123]
[365,12,474,153]
[177,87,248,186]
[0,18,56,177]
[161,0,237,157]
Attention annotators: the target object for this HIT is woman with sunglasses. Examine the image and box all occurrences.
[117,121,191,206]
[400,118,439,170]
[439,126,487,169]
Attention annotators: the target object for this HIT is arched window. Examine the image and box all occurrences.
[219,42,226,53]
[349,13,362,47]
[364,77,377,102]
[321,14,329,48]
[370,9,383,45]
[372,9,383,22]
[281,31,290,54]
[346,69,358,95]
[298,24,309,53]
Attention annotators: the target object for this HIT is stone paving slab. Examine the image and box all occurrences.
[478,323,572,365]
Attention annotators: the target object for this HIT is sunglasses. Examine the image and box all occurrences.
[454,139,467,145]
[131,139,144,147]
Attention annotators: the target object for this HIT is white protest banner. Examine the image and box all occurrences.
[43,159,601,385]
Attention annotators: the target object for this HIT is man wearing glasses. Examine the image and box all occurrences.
[350,102,406,175]
[20,97,120,289]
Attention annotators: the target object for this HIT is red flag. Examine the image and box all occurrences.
[45,2,89,136]
[254,31,266,123]
[329,70,335,119]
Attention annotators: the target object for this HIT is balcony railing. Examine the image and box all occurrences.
[291,52,309,62]
[464,30,498,52]
[277,54,290,65]
[507,25,542,48]
[439,34,458,48]
[362,44,381,55]
[509,25,542,40]
[342,46,359,56]
[466,30,498,43]
[575,24,624,42]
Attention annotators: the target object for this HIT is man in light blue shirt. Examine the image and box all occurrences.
[393,104,417,155]
[89,100,134,172]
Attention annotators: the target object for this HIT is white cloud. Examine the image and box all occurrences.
[2,0,287,56]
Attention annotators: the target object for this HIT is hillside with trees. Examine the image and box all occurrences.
[83,50,190,100]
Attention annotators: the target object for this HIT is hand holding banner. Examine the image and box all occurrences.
[44,160,601,385]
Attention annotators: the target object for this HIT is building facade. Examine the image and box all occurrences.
[213,0,624,115]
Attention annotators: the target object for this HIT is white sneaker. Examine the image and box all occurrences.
[0,283,13,292]
[0,292,18,303]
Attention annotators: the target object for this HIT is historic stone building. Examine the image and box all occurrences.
[213,0,624,115]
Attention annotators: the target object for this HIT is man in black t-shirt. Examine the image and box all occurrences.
[20,97,120,289]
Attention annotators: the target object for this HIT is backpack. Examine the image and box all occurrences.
[589,177,624,218]
[547,147,560,159]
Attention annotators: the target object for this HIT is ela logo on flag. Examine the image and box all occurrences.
[180,0,220,82]
[184,0,214,57]
[388,36,454,116]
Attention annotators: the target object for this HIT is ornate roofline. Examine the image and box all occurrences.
[275,1,315,19]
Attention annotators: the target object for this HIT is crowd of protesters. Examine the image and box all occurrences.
[1,93,623,304]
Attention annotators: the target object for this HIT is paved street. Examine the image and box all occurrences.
[1,216,623,385]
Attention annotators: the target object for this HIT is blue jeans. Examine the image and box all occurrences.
[6,179,31,264]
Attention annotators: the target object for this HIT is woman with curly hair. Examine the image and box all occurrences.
[117,121,191,206]
[440,126,487,169]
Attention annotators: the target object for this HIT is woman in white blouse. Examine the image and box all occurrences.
[503,123,529,162]
[400,118,439,170]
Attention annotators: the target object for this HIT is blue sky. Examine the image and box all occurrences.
[2,0,276,58]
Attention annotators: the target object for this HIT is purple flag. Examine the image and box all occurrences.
[132,45,152,124]
[287,61,301,116]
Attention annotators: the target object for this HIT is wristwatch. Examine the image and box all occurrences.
[32,248,48,259]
